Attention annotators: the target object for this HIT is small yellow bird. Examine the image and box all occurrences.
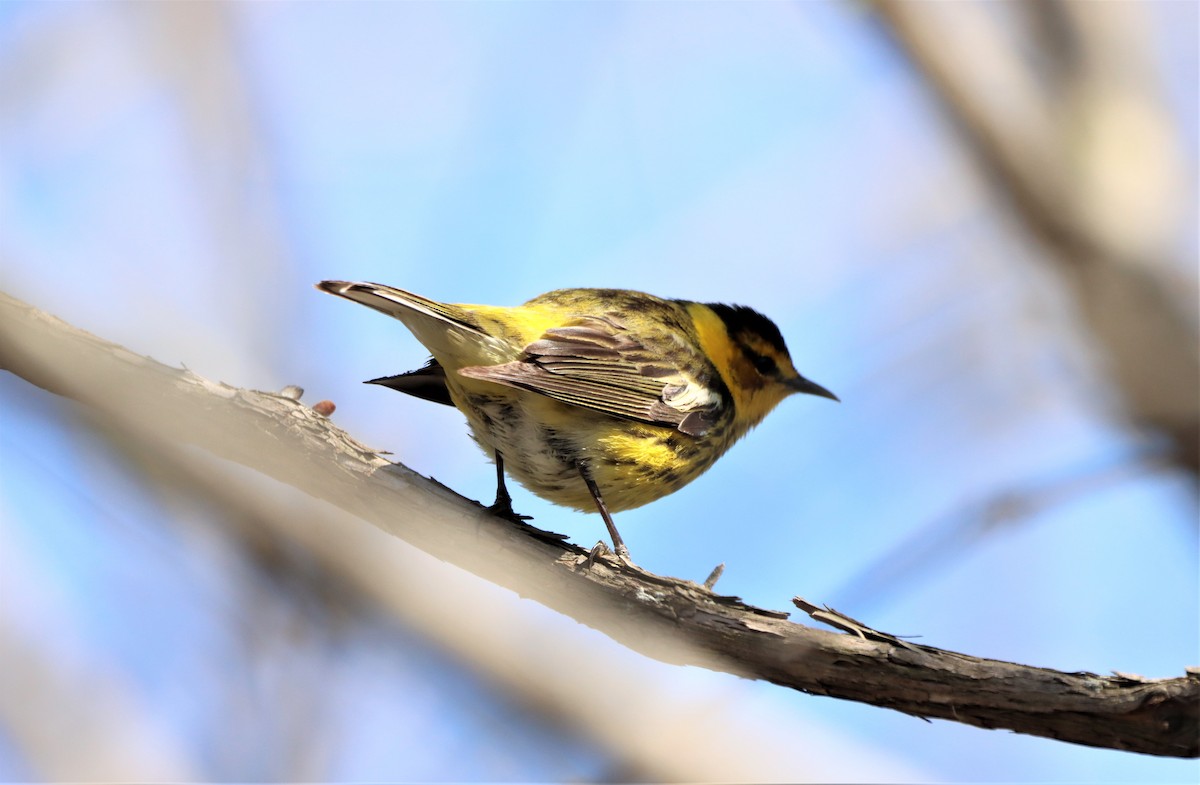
[317,281,837,559]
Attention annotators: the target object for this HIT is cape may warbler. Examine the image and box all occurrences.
[317,281,837,559]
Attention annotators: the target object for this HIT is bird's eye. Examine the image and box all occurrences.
[746,349,777,376]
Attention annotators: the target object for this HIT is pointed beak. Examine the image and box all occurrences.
[789,375,839,402]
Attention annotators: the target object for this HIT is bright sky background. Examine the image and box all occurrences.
[1,2,1197,781]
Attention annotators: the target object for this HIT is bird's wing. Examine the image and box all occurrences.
[458,316,724,437]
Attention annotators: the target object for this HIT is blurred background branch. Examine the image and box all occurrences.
[876,0,1199,480]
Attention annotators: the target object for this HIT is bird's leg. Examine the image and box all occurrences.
[487,451,530,522]
[580,468,632,562]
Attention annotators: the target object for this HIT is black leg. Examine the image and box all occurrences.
[580,467,631,561]
[487,451,530,522]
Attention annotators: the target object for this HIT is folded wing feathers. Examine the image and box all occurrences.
[458,317,720,434]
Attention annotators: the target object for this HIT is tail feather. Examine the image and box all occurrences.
[316,280,472,326]
[316,280,515,366]
[365,360,455,406]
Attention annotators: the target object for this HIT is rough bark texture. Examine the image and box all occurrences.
[1,289,1196,758]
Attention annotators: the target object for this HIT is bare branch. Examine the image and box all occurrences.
[1,289,1195,759]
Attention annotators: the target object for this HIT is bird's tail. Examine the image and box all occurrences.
[316,281,514,366]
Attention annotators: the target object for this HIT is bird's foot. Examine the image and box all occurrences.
[485,497,532,523]
[581,540,635,569]
[485,498,572,546]
[583,540,608,569]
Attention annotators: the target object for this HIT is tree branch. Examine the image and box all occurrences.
[1,289,1195,758]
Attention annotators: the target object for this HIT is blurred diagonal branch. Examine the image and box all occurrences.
[1,289,1197,758]
[831,450,1172,612]
[876,0,1200,480]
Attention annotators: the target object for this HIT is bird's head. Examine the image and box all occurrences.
[698,302,838,429]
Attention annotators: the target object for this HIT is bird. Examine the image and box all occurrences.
[316,281,838,561]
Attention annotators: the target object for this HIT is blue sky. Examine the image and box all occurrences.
[1,2,1196,781]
